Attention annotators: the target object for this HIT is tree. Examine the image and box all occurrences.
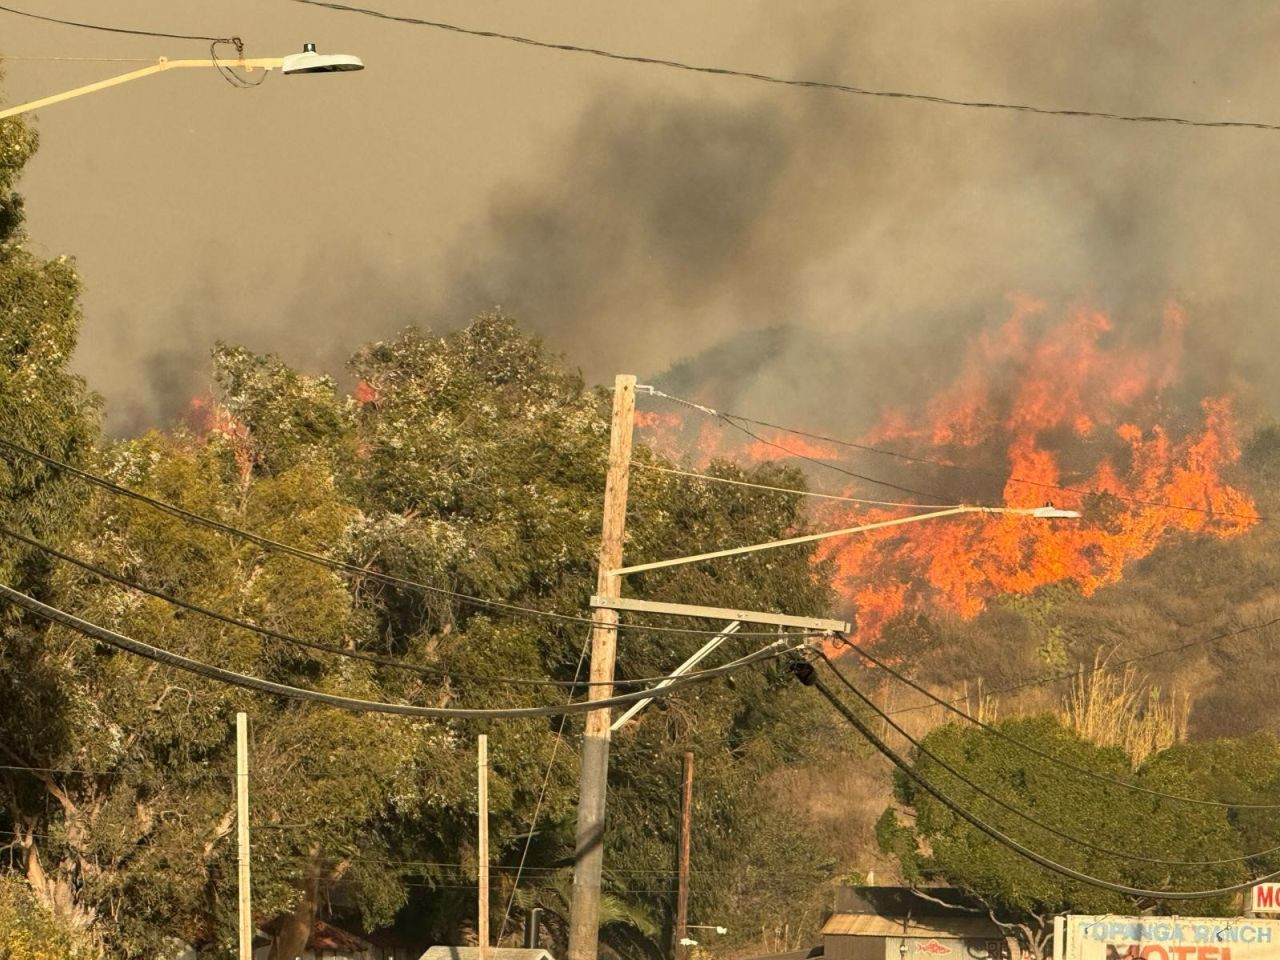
[0,84,101,945]
[877,715,1247,957]
[0,310,849,958]
[0,874,90,959]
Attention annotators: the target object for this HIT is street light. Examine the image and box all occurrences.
[0,44,364,120]
[609,504,1082,578]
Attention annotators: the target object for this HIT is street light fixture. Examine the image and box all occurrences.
[0,44,364,120]
[609,504,1083,578]
[281,42,365,75]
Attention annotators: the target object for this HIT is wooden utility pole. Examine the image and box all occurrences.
[568,374,637,960]
[236,712,252,960]
[674,752,694,960]
[478,734,490,960]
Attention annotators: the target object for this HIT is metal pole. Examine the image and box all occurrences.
[479,734,490,960]
[568,374,637,960]
[674,752,694,960]
[236,712,252,960]
[0,58,284,121]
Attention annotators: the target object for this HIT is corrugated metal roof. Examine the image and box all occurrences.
[822,914,1004,939]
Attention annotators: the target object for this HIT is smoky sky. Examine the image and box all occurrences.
[435,2,1280,443]
[14,1,1279,435]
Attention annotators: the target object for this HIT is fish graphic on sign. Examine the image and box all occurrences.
[917,942,952,956]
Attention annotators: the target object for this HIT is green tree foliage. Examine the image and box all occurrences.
[0,874,89,959]
[0,107,98,591]
[0,89,101,947]
[0,306,846,957]
[877,715,1251,956]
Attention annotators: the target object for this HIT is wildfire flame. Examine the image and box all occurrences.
[185,395,254,483]
[638,299,1258,639]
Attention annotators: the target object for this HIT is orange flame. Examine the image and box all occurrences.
[636,300,1258,641]
[821,300,1255,637]
[185,395,254,484]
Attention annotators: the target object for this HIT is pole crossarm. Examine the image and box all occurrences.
[590,595,850,634]
[609,505,1081,577]
[0,57,284,120]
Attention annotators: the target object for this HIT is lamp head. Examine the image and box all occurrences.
[1030,504,1083,519]
[281,43,365,75]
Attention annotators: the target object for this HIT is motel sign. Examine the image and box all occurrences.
[1251,883,1280,913]
[1057,915,1280,960]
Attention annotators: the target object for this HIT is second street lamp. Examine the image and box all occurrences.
[0,43,364,121]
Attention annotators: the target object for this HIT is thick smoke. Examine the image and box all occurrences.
[76,1,1280,432]
[434,1,1280,439]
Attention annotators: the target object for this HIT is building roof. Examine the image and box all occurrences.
[740,946,823,960]
[420,948,556,960]
[822,914,1004,940]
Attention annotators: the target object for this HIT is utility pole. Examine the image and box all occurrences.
[478,734,490,960]
[236,712,252,960]
[674,752,694,960]
[568,374,637,960]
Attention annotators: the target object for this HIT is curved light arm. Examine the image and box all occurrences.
[0,57,284,120]
[609,504,1081,577]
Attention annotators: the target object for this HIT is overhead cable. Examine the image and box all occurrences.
[642,388,1268,523]
[849,638,1280,810]
[0,3,231,42]
[0,523,768,689]
[636,388,947,502]
[799,662,1280,900]
[885,614,1280,717]
[631,460,956,511]
[817,651,1279,865]
[0,581,798,720]
[0,437,807,641]
[290,0,1280,134]
[499,629,590,941]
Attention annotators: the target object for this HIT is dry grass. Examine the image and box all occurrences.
[1058,652,1190,765]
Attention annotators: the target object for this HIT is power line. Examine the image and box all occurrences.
[715,414,953,502]
[796,662,1280,901]
[630,460,956,511]
[817,651,1279,867]
[0,3,231,43]
[849,636,1280,810]
[0,523,767,690]
[643,388,1269,523]
[0,436,811,641]
[0,580,799,720]
[886,613,1280,717]
[0,763,121,777]
[500,629,589,941]
[638,390,949,503]
[290,0,1280,134]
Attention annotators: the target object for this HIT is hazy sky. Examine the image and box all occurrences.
[4,2,1280,434]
